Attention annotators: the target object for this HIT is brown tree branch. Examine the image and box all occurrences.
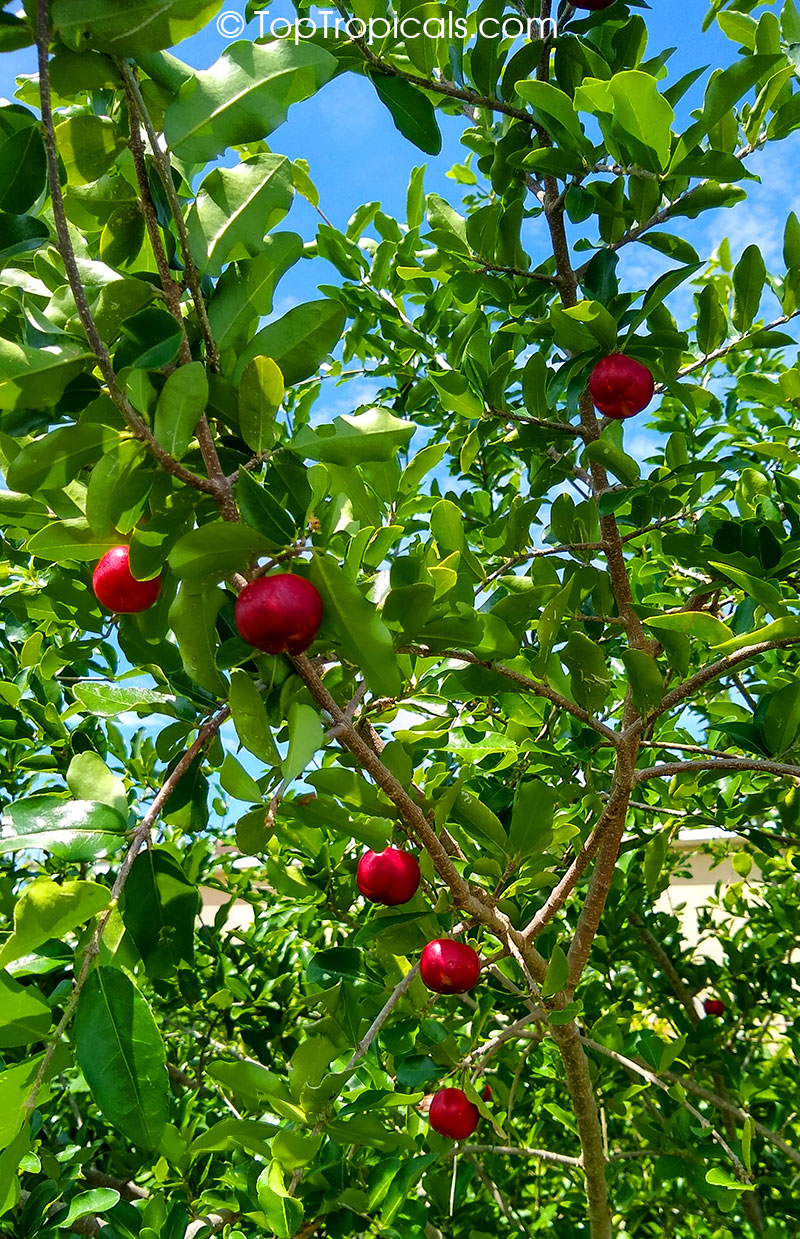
[634,757,800,785]
[34,8,220,499]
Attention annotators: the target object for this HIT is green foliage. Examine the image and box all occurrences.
[0,2,799,1238]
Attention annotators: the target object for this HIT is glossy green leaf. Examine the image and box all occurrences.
[236,469,296,545]
[0,124,45,214]
[120,848,199,977]
[169,523,277,583]
[0,1059,41,1154]
[517,79,592,155]
[6,423,111,495]
[0,339,93,411]
[234,299,347,387]
[282,702,324,787]
[292,408,415,466]
[510,780,556,858]
[370,73,442,155]
[762,680,800,754]
[229,670,280,765]
[0,878,110,967]
[541,945,569,999]
[310,553,402,696]
[74,967,168,1150]
[0,971,52,1048]
[256,1162,303,1239]
[168,585,228,697]
[66,752,127,817]
[154,363,208,461]
[620,649,664,716]
[165,39,337,163]
[52,0,223,55]
[0,799,127,864]
[238,356,284,454]
[561,633,611,713]
[731,244,766,333]
[186,155,294,278]
[53,115,125,185]
[209,233,303,353]
[644,611,732,645]
[56,1189,120,1230]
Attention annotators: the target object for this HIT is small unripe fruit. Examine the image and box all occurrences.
[589,354,655,420]
[429,1088,479,1140]
[234,574,323,655]
[420,939,481,995]
[92,545,162,614]
[703,997,725,1017]
[356,847,420,906]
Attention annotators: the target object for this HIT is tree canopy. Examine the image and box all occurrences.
[0,1,799,1237]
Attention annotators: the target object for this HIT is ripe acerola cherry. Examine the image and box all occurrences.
[356,847,420,906]
[429,1088,479,1140]
[92,545,162,614]
[703,997,725,1017]
[420,939,481,995]
[234,574,323,655]
[588,354,655,420]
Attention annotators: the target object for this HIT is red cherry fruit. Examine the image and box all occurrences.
[588,354,655,420]
[703,997,725,1017]
[92,545,162,614]
[482,1084,492,1101]
[420,939,481,995]
[356,847,420,906]
[234,574,323,655]
[429,1088,479,1140]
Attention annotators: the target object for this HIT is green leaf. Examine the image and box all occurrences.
[169,523,277,583]
[153,363,208,460]
[370,73,442,155]
[26,519,118,565]
[57,1189,120,1229]
[234,299,347,388]
[71,683,183,719]
[0,1058,42,1154]
[190,1116,279,1157]
[701,55,783,130]
[0,124,46,215]
[292,408,415,466]
[186,155,294,278]
[561,632,611,712]
[516,79,592,155]
[238,356,284,454]
[584,435,641,488]
[550,301,618,353]
[428,370,484,418]
[209,233,303,353]
[53,0,217,52]
[620,649,664,715]
[644,611,732,645]
[310,553,402,696]
[120,848,199,978]
[66,752,127,817]
[713,616,800,654]
[542,944,569,999]
[626,263,702,337]
[165,39,338,164]
[53,114,125,184]
[230,673,280,765]
[236,469,296,544]
[0,970,52,1048]
[577,71,674,173]
[695,284,727,354]
[256,1162,304,1239]
[731,244,766,333]
[169,585,228,697]
[282,702,324,786]
[510,780,556,858]
[74,968,168,1150]
[708,561,788,617]
[220,751,263,803]
[0,799,127,864]
[6,423,110,494]
[0,878,110,967]
[762,680,800,754]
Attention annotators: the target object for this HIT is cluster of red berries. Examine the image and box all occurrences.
[92,548,324,654]
[357,845,483,1139]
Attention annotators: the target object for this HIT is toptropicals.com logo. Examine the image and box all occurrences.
[217,8,558,43]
